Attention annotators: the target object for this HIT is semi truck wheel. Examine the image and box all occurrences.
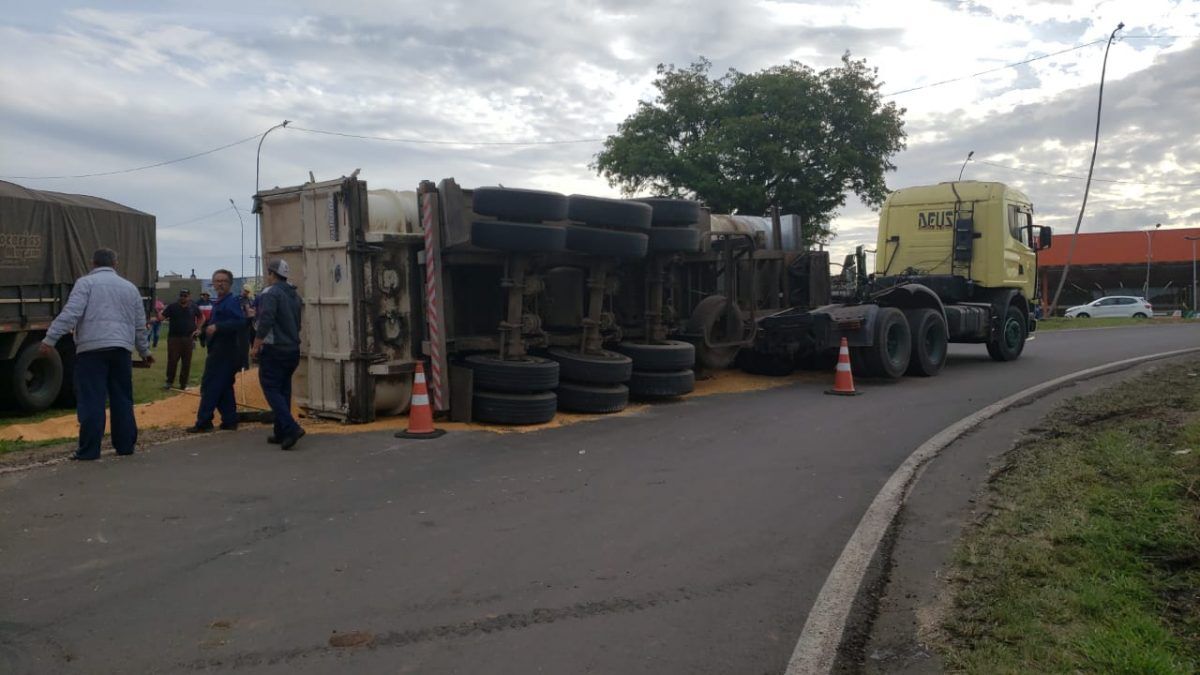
[464,354,559,393]
[472,187,568,223]
[905,308,948,377]
[862,307,911,379]
[566,195,652,231]
[986,305,1027,362]
[471,220,566,252]
[629,369,695,399]
[647,227,701,253]
[615,340,696,371]
[473,390,558,425]
[634,198,702,226]
[11,342,64,413]
[555,382,629,414]
[564,225,649,258]
[546,349,633,384]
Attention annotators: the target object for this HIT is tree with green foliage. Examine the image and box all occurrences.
[593,54,906,245]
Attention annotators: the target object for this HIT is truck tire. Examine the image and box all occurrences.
[546,348,632,384]
[11,341,64,413]
[472,187,568,223]
[648,227,701,253]
[634,198,702,226]
[861,307,911,379]
[473,390,558,425]
[629,369,695,399]
[471,220,566,253]
[615,340,696,372]
[986,305,1026,362]
[556,382,629,414]
[686,295,742,370]
[905,308,948,377]
[567,195,652,232]
[564,225,648,258]
[464,354,559,393]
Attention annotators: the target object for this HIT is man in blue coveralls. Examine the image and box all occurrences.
[187,268,246,432]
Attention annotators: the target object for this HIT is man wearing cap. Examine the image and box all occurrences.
[252,259,305,449]
[161,288,202,390]
[188,269,246,433]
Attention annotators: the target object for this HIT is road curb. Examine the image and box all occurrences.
[783,346,1200,675]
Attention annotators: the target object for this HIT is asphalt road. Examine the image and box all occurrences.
[2,323,1198,675]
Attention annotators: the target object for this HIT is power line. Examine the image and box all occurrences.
[0,133,262,180]
[158,204,237,230]
[977,159,1200,188]
[883,40,1105,97]
[286,125,604,146]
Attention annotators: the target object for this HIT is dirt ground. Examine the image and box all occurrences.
[0,367,827,446]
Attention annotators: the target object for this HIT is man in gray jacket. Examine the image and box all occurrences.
[40,248,154,460]
[251,259,304,449]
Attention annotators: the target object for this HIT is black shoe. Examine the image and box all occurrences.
[186,424,214,434]
[280,429,305,451]
[69,453,98,461]
[162,383,172,390]
[219,422,238,431]
[267,435,280,444]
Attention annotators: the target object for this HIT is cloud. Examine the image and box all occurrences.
[0,1,1196,276]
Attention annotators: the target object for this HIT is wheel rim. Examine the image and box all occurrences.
[25,359,47,393]
[926,325,947,364]
[1003,318,1022,350]
[886,323,904,365]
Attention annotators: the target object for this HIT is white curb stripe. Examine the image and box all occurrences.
[785,346,1200,675]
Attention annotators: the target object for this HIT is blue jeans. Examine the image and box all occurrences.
[75,348,136,458]
[196,354,239,428]
[149,321,161,347]
[258,346,301,438]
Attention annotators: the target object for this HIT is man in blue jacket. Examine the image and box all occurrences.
[188,268,246,433]
[252,259,305,449]
[40,248,154,460]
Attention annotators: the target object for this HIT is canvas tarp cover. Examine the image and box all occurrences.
[0,180,156,290]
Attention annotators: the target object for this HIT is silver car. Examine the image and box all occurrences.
[1064,296,1153,318]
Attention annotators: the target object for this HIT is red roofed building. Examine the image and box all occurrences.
[1038,227,1200,314]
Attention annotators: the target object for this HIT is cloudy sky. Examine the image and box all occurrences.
[2,0,1198,277]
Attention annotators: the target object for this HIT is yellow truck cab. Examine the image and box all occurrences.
[876,181,1038,299]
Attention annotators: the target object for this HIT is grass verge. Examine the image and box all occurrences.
[939,361,1200,673]
[1037,317,1191,331]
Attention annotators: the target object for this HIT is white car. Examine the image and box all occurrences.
[1064,296,1153,319]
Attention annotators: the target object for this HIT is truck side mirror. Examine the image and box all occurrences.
[1037,226,1052,250]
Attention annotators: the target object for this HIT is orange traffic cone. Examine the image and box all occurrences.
[825,337,861,396]
[395,362,447,439]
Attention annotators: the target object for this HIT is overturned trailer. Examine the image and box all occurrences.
[256,174,828,425]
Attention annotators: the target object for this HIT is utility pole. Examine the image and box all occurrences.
[1187,235,1200,313]
[1048,22,1124,316]
[255,120,291,284]
[957,150,974,181]
[229,198,245,280]
[1143,223,1161,300]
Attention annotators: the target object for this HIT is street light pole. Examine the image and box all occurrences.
[255,120,291,283]
[229,198,245,280]
[1143,223,1161,300]
[1187,235,1200,313]
[957,150,974,181]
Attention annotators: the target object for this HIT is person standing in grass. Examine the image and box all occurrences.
[161,289,202,390]
[252,259,304,450]
[39,248,154,461]
[148,296,165,348]
[187,270,246,433]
